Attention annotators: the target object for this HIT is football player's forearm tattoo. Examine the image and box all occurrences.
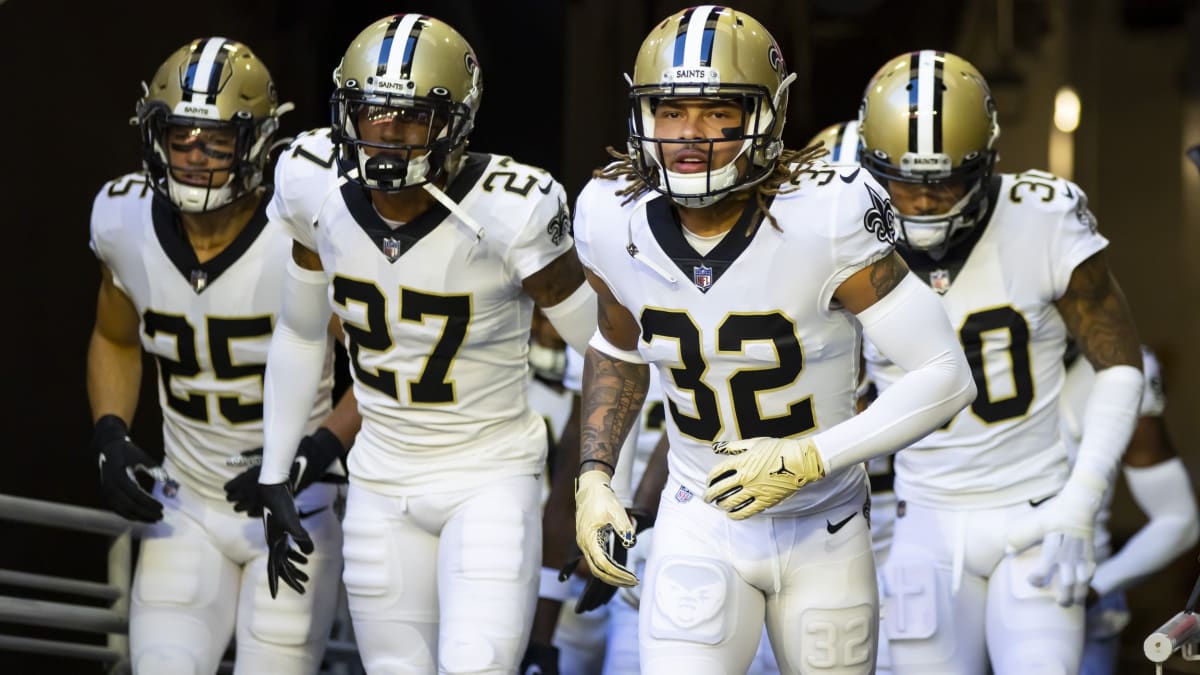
[1055,253,1142,370]
[868,252,910,300]
[580,348,649,473]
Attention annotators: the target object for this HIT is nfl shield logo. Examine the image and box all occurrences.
[381,237,403,262]
[674,484,693,503]
[929,269,951,294]
[692,264,713,291]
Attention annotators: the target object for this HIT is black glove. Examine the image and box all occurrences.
[92,415,164,523]
[224,428,345,517]
[261,481,314,598]
[559,509,654,613]
[519,641,560,675]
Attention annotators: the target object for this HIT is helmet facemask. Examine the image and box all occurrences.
[627,77,789,209]
[865,150,995,258]
[138,102,273,213]
[331,85,476,191]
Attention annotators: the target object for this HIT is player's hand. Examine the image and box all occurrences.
[518,641,560,675]
[616,519,654,609]
[1006,478,1103,607]
[704,437,826,520]
[574,469,638,588]
[224,428,345,517]
[562,509,654,612]
[92,415,165,523]
[260,481,314,598]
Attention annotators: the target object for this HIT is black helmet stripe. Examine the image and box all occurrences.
[375,16,404,77]
[675,5,722,68]
[672,7,698,67]
[909,50,944,154]
[907,52,920,153]
[183,38,230,105]
[932,51,945,153]
[398,15,430,80]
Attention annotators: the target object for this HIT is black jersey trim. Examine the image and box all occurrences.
[151,188,273,294]
[899,176,1002,287]
[338,152,490,263]
[644,194,772,293]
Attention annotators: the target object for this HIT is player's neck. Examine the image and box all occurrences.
[675,191,751,238]
[369,175,449,223]
[178,190,263,264]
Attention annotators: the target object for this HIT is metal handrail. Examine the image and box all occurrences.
[0,492,362,674]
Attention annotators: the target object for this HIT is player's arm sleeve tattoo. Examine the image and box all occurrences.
[580,347,649,472]
[868,252,909,300]
[1054,251,1142,370]
[579,269,649,474]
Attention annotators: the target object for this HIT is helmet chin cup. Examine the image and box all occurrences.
[896,180,988,254]
[358,151,432,191]
[167,174,236,213]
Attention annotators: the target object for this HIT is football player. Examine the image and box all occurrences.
[86,38,356,674]
[859,50,1145,674]
[252,15,597,674]
[570,8,975,673]
[1060,344,1199,674]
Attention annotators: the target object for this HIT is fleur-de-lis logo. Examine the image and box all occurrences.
[863,184,897,244]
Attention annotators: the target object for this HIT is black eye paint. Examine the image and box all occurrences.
[720,126,741,139]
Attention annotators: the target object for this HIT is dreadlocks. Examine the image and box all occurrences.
[592,142,829,230]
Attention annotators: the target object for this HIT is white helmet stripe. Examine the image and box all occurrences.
[682,5,718,68]
[380,13,423,80]
[187,38,228,105]
[916,50,937,154]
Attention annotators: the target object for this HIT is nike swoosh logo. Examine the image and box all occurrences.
[537,178,554,194]
[298,506,329,520]
[826,512,857,534]
[839,168,861,183]
[1029,495,1053,508]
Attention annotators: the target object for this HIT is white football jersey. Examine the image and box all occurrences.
[574,162,895,516]
[89,174,334,500]
[1060,345,1165,559]
[865,170,1109,508]
[270,129,573,495]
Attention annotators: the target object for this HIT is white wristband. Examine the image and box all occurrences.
[539,566,571,601]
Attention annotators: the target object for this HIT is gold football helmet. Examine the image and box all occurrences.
[628,6,794,208]
[807,120,861,165]
[331,14,481,191]
[136,38,286,213]
[859,50,999,253]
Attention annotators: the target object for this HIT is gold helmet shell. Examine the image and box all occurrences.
[136,38,286,212]
[331,14,482,191]
[627,6,793,207]
[806,120,861,165]
[859,50,999,253]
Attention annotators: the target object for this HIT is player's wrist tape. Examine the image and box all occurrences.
[538,566,571,601]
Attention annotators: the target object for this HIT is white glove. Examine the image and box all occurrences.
[704,437,826,520]
[1006,474,1105,607]
[575,470,638,587]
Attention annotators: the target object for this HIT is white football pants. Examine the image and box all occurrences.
[639,479,877,675]
[883,498,1085,675]
[341,475,541,674]
[130,480,343,675]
